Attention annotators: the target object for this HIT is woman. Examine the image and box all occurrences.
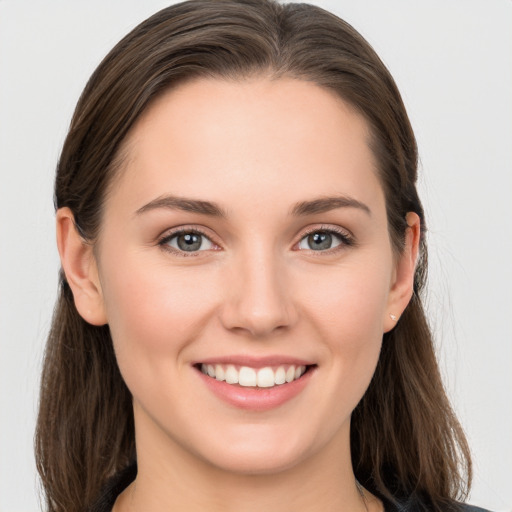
[35,1,491,511]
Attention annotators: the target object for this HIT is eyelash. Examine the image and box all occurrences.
[298,225,355,253]
[157,225,354,257]
[158,227,216,257]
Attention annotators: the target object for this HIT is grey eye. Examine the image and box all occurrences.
[167,232,214,252]
[298,231,343,251]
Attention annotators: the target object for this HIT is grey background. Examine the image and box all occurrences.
[1,1,511,511]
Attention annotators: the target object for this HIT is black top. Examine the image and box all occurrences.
[89,463,492,512]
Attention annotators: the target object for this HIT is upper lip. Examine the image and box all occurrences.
[193,355,315,368]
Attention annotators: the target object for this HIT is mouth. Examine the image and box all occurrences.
[193,358,316,410]
[195,363,314,388]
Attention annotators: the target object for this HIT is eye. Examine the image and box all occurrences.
[159,229,215,254]
[297,228,352,251]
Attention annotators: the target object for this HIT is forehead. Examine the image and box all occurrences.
[107,77,385,220]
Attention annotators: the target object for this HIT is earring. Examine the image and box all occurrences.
[390,314,397,321]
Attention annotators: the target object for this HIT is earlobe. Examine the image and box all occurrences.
[56,208,108,326]
[383,212,421,333]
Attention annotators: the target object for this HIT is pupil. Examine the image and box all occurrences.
[178,233,201,251]
[308,232,332,250]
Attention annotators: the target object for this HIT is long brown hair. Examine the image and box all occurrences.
[35,1,472,510]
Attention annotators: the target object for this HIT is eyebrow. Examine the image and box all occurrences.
[291,195,371,217]
[135,194,371,218]
[135,195,228,218]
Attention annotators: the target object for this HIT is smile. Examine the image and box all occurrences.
[194,358,316,411]
[200,363,308,388]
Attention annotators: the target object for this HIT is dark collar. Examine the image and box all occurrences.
[88,462,490,512]
[88,463,137,512]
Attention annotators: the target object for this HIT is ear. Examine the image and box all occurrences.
[383,212,421,332]
[56,208,107,326]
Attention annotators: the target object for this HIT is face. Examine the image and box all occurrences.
[90,78,408,475]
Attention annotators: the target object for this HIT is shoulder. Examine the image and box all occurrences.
[459,506,494,512]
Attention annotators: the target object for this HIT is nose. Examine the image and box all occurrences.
[219,248,297,338]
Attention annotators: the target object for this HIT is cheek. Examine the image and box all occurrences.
[99,252,218,373]
[333,265,390,372]
[297,256,392,339]
[295,257,391,396]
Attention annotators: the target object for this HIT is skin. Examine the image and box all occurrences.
[57,77,420,512]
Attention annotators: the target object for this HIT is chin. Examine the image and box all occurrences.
[184,422,326,476]
[201,444,308,476]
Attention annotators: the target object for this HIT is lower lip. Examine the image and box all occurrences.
[195,367,315,411]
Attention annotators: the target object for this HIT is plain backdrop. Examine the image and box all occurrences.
[0,1,511,511]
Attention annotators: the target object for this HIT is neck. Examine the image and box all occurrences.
[115,417,377,512]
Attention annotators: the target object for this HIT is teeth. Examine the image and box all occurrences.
[215,364,225,381]
[275,366,286,385]
[200,364,307,387]
[225,364,238,384]
[239,367,257,387]
[256,367,275,388]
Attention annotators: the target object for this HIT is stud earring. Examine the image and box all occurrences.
[390,314,397,321]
